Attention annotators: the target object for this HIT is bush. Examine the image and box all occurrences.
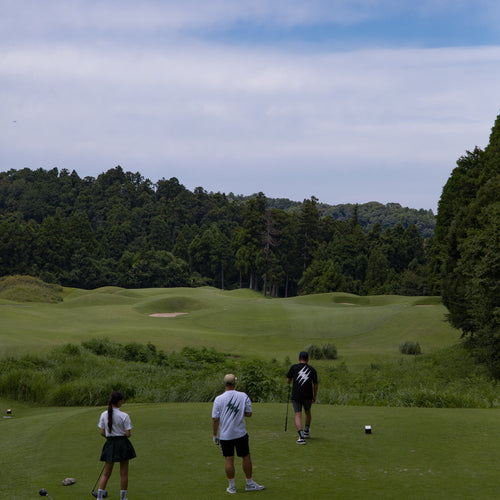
[179,346,226,364]
[82,338,123,357]
[123,342,150,363]
[399,341,422,355]
[307,343,338,360]
[238,359,274,402]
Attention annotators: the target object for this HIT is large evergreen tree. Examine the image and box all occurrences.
[433,111,500,374]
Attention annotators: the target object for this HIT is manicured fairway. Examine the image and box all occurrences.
[0,287,459,369]
[1,400,499,499]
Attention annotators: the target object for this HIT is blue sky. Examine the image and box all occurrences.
[2,1,500,211]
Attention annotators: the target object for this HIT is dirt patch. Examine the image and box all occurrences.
[339,302,356,305]
[149,312,188,317]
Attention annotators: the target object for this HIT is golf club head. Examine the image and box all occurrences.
[92,490,108,498]
[39,489,47,496]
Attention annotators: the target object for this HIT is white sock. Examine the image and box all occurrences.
[120,490,127,500]
[228,478,235,487]
[246,478,253,484]
[97,490,104,500]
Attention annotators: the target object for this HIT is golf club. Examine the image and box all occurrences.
[39,488,54,500]
[91,464,108,498]
[284,383,291,432]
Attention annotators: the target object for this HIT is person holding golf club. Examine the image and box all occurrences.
[287,351,318,444]
[96,390,136,500]
[212,374,264,494]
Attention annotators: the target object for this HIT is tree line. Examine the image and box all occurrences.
[0,166,433,296]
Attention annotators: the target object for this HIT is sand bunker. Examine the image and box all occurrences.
[149,312,188,317]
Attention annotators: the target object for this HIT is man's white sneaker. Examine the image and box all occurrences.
[245,481,265,491]
[296,437,306,444]
[226,485,237,494]
[303,430,310,438]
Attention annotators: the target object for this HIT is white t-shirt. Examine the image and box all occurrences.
[98,407,133,437]
[212,389,252,440]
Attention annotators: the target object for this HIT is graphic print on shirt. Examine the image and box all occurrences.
[223,397,240,420]
[296,366,312,386]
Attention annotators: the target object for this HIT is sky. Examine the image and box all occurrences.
[2,1,500,212]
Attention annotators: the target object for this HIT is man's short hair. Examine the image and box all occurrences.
[224,373,237,386]
[299,351,309,361]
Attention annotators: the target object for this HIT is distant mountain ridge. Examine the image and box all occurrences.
[231,195,435,238]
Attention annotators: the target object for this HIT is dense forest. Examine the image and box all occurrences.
[0,167,434,297]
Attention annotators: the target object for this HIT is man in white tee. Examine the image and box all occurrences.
[212,374,265,494]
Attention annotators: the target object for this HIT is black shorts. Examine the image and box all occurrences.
[220,433,250,458]
[292,399,312,413]
[100,436,136,463]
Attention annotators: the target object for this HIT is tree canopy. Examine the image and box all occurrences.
[432,111,500,375]
[0,166,433,297]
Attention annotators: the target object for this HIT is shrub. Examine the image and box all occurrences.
[321,343,338,359]
[399,341,422,355]
[82,338,123,357]
[59,343,82,356]
[307,343,338,360]
[179,346,226,364]
[123,342,150,362]
[238,359,274,402]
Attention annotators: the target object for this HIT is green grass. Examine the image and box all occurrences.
[0,287,460,370]
[1,400,500,499]
[0,275,63,303]
[3,284,493,498]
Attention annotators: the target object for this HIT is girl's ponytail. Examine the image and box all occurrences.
[107,390,124,434]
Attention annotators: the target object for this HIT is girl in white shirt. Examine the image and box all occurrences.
[96,391,136,500]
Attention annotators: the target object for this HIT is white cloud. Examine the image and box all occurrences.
[2,1,500,211]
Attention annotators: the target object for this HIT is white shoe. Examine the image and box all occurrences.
[303,430,310,438]
[296,437,306,444]
[245,481,264,491]
[226,485,237,494]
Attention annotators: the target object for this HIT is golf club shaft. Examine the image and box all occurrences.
[285,383,291,431]
[92,463,106,494]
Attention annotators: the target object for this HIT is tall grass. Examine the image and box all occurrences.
[320,345,499,408]
[0,275,63,302]
[0,339,498,408]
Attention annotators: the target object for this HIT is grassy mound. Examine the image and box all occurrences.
[0,287,460,364]
[0,275,63,303]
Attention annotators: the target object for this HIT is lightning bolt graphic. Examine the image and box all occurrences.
[225,397,240,418]
[296,366,310,386]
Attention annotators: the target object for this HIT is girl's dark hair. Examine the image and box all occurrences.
[107,390,124,433]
